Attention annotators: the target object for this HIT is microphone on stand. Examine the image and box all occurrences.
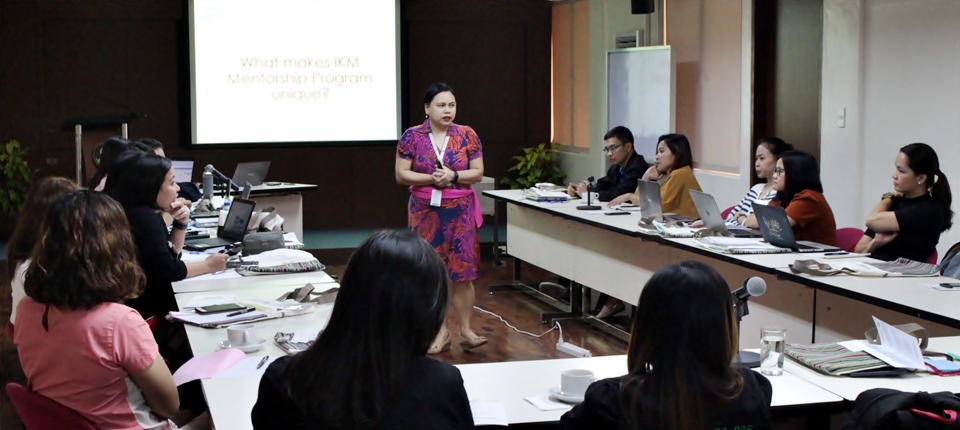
[576,176,602,210]
[732,277,767,368]
[205,164,240,191]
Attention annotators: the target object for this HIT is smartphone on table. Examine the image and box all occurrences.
[195,303,246,314]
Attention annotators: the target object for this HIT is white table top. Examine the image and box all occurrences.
[457,354,842,424]
[176,284,336,430]
[172,271,337,293]
[783,336,960,401]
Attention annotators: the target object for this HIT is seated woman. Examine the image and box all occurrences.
[104,151,227,320]
[14,190,180,429]
[726,137,794,225]
[608,133,702,219]
[745,150,838,246]
[6,176,80,328]
[855,143,953,261]
[251,230,474,430]
[559,260,774,430]
[87,137,133,191]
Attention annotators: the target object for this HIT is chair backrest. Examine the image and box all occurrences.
[5,383,97,430]
[720,205,735,220]
[927,250,939,266]
[836,227,866,253]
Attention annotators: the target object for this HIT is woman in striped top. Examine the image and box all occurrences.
[726,137,793,225]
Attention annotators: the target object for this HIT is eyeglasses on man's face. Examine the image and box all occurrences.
[602,143,623,154]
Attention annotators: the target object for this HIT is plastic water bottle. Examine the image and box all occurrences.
[218,201,231,227]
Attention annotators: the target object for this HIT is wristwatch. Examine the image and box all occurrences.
[453,171,460,183]
[172,220,188,231]
[881,192,895,201]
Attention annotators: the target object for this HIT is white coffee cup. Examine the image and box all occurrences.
[560,369,596,397]
[227,324,257,347]
[587,192,600,202]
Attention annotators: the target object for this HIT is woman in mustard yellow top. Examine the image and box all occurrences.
[597,134,702,319]
[608,134,702,218]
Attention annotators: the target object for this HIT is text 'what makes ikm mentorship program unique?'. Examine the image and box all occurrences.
[228,56,373,101]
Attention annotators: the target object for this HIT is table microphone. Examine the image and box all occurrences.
[732,276,767,368]
[576,176,601,210]
[205,164,240,190]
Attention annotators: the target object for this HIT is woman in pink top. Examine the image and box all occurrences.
[395,82,488,354]
[14,190,180,429]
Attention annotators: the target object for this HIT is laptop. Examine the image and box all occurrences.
[689,190,762,238]
[751,203,841,253]
[232,161,271,186]
[637,180,695,223]
[184,198,256,251]
[170,159,195,183]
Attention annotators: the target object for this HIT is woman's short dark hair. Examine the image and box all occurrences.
[23,190,144,312]
[103,151,172,209]
[132,138,164,151]
[657,133,694,170]
[6,177,81,273]
[423,82,455,106]
[622,260,742,430]
[757,137,793,159]
[775,150,823,208]
[901,143,953,231]
[284,229,449,425]
[87,137,133,189]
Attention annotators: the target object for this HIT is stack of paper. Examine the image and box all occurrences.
[696,237,790,254]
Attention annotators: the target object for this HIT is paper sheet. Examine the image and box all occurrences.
[182,294,238,310]
[169,310,271,326]
[181,252,211,262]
[173,348,246,386]
[214,355,280,379]
[470,400,509,426]
[523,395,572,411]
[178,270,243,283]
[862,316,926,371]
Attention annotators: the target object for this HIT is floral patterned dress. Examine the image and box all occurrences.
[397,120,483,282]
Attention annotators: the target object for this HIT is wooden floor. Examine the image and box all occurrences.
[0,256,627,428]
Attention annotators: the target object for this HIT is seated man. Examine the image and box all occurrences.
[568,126,650,201]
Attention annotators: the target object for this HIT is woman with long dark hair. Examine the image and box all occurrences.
[855,143,953,261]
[251,230,473,429]
[744,150,838,246]
[726,137,794,225]
[559,261,774,430]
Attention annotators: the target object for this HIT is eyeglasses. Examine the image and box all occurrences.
[602,144,623,154]
[772,167,785,176]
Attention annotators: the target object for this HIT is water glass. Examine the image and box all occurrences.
[759,327,786,376]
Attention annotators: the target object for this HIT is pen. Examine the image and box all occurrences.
[256,356,269,370]
[226,308,255,317]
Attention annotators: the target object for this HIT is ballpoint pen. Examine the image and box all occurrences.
[256,356,269,370]
[226,307,256,317]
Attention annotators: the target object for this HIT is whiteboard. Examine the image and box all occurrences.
[607,46,674,160]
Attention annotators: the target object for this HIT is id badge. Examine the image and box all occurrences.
[430,189,443,207]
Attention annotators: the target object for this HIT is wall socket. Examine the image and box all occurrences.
[557,341,592,358]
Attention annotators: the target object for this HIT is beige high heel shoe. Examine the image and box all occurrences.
[428,332,452,354]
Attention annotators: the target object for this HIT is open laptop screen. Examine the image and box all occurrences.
[170,159,195,183]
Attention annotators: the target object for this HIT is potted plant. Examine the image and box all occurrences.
[500,142,566,189]
[0,139,37,240]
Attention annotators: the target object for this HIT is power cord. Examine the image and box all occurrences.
[473,306,558,338]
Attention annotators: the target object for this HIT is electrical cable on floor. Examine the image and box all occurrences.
[473,305,560,338]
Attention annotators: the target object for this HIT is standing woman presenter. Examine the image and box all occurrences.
[396,82,487,354]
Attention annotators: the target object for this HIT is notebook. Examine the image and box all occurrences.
[184,198,256,251]
[752,203,840,253]
[232,161,271,186]
[689,190,762,238]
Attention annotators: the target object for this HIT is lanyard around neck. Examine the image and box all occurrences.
[429,133,450,167]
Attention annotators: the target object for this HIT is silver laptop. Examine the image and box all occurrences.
[232,161,271,186]
[637,180,695,223]
[752,203,840,253]
[689,190,762,238]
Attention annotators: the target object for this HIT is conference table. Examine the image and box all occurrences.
[174,277,847,429]
[483,189,960,347]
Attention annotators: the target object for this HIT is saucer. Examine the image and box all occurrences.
[218,338,266,354]
[548,386,584,404]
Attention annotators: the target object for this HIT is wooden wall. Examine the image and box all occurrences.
[0,0,552,229]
